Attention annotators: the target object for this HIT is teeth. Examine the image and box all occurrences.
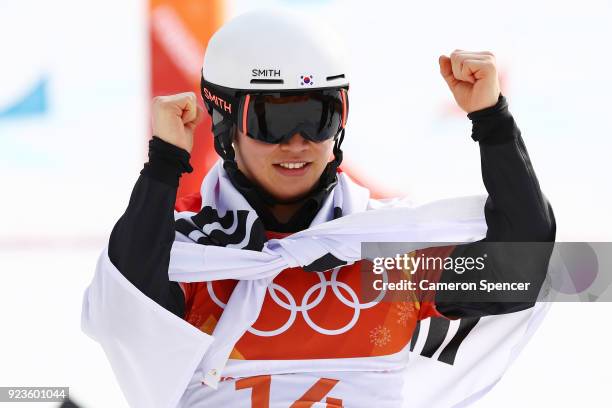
[279,162,306,169]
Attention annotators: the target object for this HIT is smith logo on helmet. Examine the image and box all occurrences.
[202,87,232,114]
[251,69,282,77]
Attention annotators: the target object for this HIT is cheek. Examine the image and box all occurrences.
[237,135,276,166]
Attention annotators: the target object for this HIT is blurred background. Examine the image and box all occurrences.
[1,0,611,406]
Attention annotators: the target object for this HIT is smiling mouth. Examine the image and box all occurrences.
[273,161,312,175]
[277,162,307,169]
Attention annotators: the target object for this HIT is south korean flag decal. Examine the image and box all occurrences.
[299,74,314,87]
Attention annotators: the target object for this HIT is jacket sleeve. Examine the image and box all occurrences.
[434,94,556,318]
[107,137,193,318]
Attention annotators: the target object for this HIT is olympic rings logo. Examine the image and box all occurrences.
[207,266,389,336]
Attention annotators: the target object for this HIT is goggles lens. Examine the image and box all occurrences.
[243,89,347,144]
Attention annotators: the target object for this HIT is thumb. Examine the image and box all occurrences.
[177,92,197,124]
[438,55,458,89]
[185,105,205,132]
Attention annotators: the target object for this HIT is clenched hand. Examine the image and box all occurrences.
[439,50,501,113]
[151,92,205,153]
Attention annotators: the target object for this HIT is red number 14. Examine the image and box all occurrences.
[236,375,343,407]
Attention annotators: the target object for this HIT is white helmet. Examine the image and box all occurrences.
[202,9,350,91]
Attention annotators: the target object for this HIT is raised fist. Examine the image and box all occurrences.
[439,50,501,114]
[151,92,205,153]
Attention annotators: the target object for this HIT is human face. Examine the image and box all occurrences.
[233,129,335,203]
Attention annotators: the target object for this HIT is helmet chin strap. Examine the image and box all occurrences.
[212,119,345,207]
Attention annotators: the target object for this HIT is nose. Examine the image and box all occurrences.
[279,133,309,152]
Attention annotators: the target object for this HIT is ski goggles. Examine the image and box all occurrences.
[201,78,348,144]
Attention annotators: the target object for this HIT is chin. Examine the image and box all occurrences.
[268,185,313,204]
[271,191,309,204]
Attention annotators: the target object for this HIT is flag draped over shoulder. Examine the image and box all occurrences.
[403,302,550,407]
[81,161,550,408]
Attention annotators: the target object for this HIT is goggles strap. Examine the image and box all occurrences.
[201,77,240,124]
[213,120,233,158]
[315,127,345,197]
[332,128,345,167]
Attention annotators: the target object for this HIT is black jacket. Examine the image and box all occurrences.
[107,94,556,319]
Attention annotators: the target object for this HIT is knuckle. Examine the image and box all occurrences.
[177,91,194,100]
[152,97,169,112]
[153,96,175,111]
[180,94,192,104]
